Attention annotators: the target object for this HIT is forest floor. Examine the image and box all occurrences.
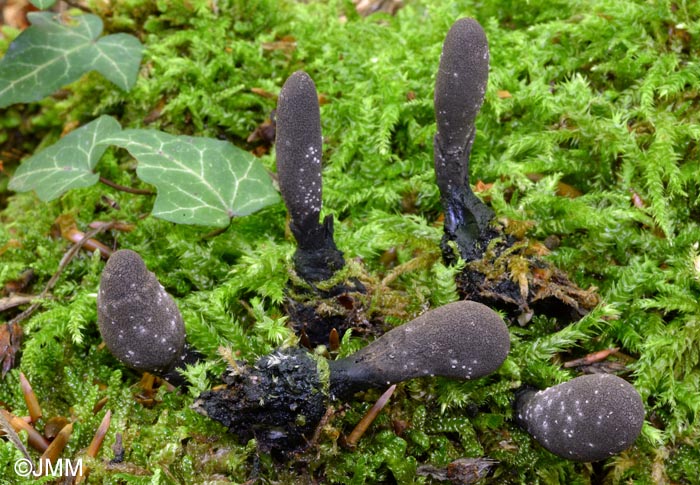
[1,0,699,483]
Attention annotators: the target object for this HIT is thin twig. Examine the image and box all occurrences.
[99,177,155,196]
[9,222,116,326]
[59,0,91,13]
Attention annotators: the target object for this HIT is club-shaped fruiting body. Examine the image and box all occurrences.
[97,249,194,384]
[194,300,510,451]
[276,70,345,282]
[329,300,510,399]
[434,18,495,262]
[515,374,645,462]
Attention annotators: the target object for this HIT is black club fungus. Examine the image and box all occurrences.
[194,300,510,452]
[329,300,510,399]
[515,374,645,462]
[276,70,345,283]
[434,18,496,263]
[97,249,199,386]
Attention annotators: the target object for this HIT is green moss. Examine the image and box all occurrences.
[2,0,700,482]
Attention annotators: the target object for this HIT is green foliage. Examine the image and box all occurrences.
[29,0,57,9]
[2,0,700,483]
[9,115,279,225]
[9,115,120,200]
[0,12,143,108]
[104,127,280,225]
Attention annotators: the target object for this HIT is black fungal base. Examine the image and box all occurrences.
[293,214,346,283]
[434,139,498,266]
[455,230,599,326]
[193,348,328,454]
[285,277,387,348]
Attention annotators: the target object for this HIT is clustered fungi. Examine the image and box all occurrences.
[94,16,646,469]
[194,301,509,451]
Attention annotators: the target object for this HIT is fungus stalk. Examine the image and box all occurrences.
[97,250,199,386]
[276,70,344,283]
[194,300,510,452]
[514,374,645,462]
[434,18,495,263]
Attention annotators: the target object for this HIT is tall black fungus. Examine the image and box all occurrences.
[194,300,510,452]
[434,18,495,263]
[515,374,645,462]
[97,250,199,386]
[276,70,345,283]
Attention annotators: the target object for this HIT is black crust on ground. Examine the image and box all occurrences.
[285,278,376,348]
[193,348,327,453]
[456,235,599,326]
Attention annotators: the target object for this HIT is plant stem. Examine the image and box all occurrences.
[99,177,154,195]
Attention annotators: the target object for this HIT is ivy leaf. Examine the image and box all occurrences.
[0,12,143,108]
[93,34,144,91]
[102,130,280,227]
[29,0,57,8]
[8,116,121,201]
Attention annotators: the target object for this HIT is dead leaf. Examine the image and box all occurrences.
[0,323,22,376]
[2,0,35,30]
[354,0,403,16]
[261,35,297,53]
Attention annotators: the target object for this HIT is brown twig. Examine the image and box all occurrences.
[99,176,155,196]
[346,384,396,447]
[563,348,620,368]
[58,0,91,14]
[0,294,36,312]
[9,222,117,326]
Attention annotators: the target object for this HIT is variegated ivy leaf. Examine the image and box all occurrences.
[0,12,143,108]
[102,130,280,227]
[8,116,121,201]
[29,0,57,8]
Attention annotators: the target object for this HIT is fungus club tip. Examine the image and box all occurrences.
[329,300,510,399]
[276,70,323,237]
[97,249,188,379]
[515,374,645,462]
[434,17,489,154]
